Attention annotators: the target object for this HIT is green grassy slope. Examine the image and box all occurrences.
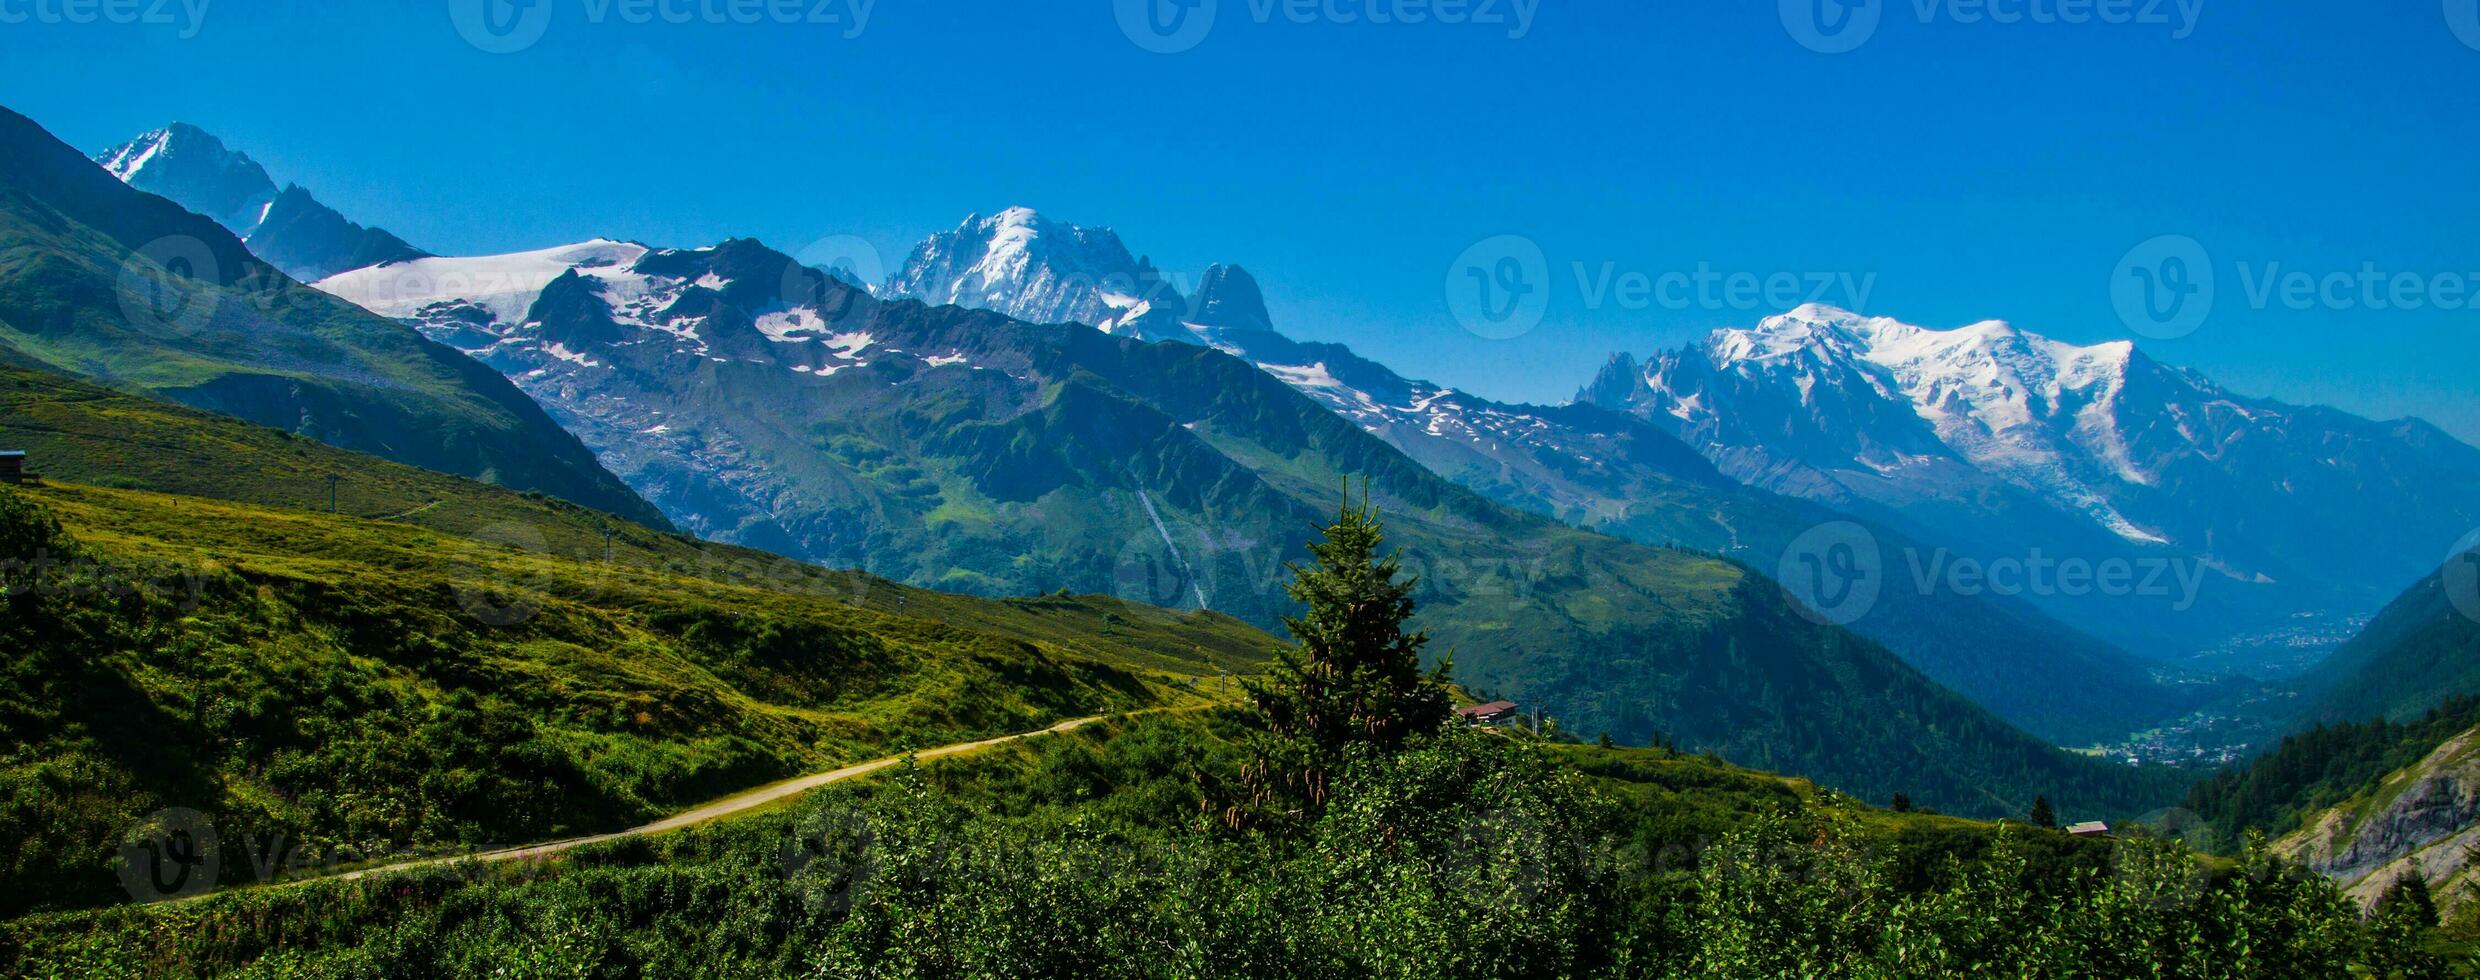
[0,376,1275,917]
[0,103,664,528]
[0,359,1269,677]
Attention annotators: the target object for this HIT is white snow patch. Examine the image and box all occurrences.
[540,341,602,368]
[101,131,168,180]
[315,240,651,326]
[755,308,827,343]
[825,331,875,358]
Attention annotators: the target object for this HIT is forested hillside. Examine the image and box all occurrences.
[2187,697,2480,847]
[2291,545,2480,728]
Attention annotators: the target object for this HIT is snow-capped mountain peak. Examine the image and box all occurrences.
[97,123,278,236]
[1185,263,1275,341]
[1691,306,2147,440]
[1591,304,2480,662]
[883,207,1190,340]
[97,124,427,282]
[881,211,1728,536]
[1619,308,2174,541]
[1707,303,1884,360]
[1703,304,2133,382]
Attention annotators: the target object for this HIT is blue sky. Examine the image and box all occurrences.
[4,1,2476,439]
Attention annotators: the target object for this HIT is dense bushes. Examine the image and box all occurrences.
[3,724,2457,978]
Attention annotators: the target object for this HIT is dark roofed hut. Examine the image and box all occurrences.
[0,451,23,486]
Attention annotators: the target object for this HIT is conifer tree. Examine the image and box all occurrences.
[2029,795,2057,830]
[2377,871,2439,929]
[1236,482,1451,825]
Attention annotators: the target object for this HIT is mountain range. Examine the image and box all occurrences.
[873,210,2480,686]
[1584,305,2480,675]
[298,224,2163,813]
[298,204,2211,747]
[875,210,2225,745]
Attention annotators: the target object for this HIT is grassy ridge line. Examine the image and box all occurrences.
[25,479,1260,741]
[29,481,1263,679]
[0,360,1276,677]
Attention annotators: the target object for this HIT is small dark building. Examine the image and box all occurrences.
[0,451,23,486]
[1455,700,1519,726]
